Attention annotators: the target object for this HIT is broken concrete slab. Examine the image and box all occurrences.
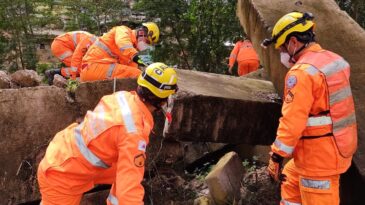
[237,0,365,179]
[205,151,244,204]
[163,69,282,144]
[53,74,67,88]
[0,70,11,89]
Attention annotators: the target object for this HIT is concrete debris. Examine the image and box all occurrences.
[52,74,67,88]
[0,70,11,89]
[10,69,41,87]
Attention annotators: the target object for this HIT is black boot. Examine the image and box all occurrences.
[45,69,61,85]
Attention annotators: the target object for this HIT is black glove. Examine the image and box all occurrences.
[133,55,148,67]
[267,152,286,182]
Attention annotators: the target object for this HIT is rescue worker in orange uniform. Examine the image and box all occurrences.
[47,31,96,83]
[80,22,159,82]
[261,12,357,205]
[37,62,178,205]
[228,38,260,76]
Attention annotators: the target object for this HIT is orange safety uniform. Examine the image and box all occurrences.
[37,91,154,205]
[271,44,357,205]
[81,26,141,82]
[228,40,260,76]
[51,31,93,78]
[69,35,98,79]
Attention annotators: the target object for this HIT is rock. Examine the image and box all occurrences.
[10,69,41,87]
[163,69,282,145]
[205,151,244,204]
[242,68,268,81]
[80,190,109,205]
[0,70,11,89]
[237,0,365,179]
[53,74,67,88]
[194,196,213,205]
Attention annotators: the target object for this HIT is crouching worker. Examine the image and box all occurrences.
[37,62,178,205]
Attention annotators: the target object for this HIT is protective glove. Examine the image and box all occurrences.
[267,152,285,182]
[133,55,148,67]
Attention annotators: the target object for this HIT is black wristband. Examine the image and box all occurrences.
[271,152,284,163]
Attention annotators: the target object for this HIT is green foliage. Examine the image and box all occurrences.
[336,0,365,28]
[135,0,242,74]
[36,62,52,75]
[66,79,79,93]
[242,156,259,173]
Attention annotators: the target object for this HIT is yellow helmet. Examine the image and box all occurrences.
[142,22,160,45]
[137,62,178,99]
[262,12,314,49]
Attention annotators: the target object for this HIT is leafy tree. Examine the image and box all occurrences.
[336,0,365,28]
[135,0,242,74]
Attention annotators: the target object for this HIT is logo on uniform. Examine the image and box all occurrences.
[134,154,146,167]
[286,75,297,89]
[138,140,147,151]
[285,90,294,103]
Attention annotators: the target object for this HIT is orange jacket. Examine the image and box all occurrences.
[271,43,357,176]
[83,26,138,65]
[69,35,98,79]
[39,91,154,204]
[228,40,259,68]
[51,31,92,67]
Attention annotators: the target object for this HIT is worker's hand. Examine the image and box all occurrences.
[133,55,148,67]
[228,67,233,74]
[267,152,284,182]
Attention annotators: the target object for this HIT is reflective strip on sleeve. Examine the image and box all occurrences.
[119,44,134,52]
[107,193,119,205]
[88,104,107,138]
[70,66,78,72]
[73,33,78,47]
[305,65,319,76]
[306,116,332,127]
[330,86,352,106]
[95,40,117,58]
[281,199,302,205]
[229,53,237,59]
[63,68,70,77]
[115,92,137,133]
[273,138,294,155]
[333,112,356,132]
[106,64,116,79]
[90,36,97,42]
[58,51,72,60]
[321,58,349,77]
[74,124,110,169]
[301,178,330,190]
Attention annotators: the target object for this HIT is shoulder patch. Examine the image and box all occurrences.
[286,75,297,89]
[134,154,146,167]
[285,90,294,103]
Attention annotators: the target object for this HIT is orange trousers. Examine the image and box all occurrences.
[51,40,72,67]
[38,162,117,205]
[281,159,340,205]
[80,62,141,82]
[237,59,259,76]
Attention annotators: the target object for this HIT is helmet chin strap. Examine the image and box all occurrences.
[289,42,308,63]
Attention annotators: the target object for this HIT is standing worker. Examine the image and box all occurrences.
[46,31,95,83]
[262,12,357,205]
[228,37,260,76]
[80,22,159,82]
[37,62,178,205]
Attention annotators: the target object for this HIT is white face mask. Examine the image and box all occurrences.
[280,52,293,68]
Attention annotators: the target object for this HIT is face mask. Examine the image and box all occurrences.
[137,41,150,51]
[280,52,293,68]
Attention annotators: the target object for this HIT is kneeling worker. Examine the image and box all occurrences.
[37,62,178,205]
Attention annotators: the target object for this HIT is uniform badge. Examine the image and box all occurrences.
[134,154,146,167]
[286,75,297,89]
[285,91,294,103]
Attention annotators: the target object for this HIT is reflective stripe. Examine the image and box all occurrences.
[74,124,110,169]
[333,112,356,132]
[106,64,116,79]
[273,138,294,155]
[305,65,319,76]
[88,104,107,138]
[119,44,134,52]
[301,178,330,190]
[90,35,97,42]
[330,86,352,106]
[58,51,72,60]
[230,53,237,59]
[70,66,78,72]
[95,40,117,58]
[64,68,70,77]
[116,92,137,133]
[306,116,332,127]
[321,58,349,77]
[73,33,77,47]
[281,199,302,205]
[40,202,42,205]
[107,193,119,205]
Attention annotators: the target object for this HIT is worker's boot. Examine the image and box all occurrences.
[45,69,61,85]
